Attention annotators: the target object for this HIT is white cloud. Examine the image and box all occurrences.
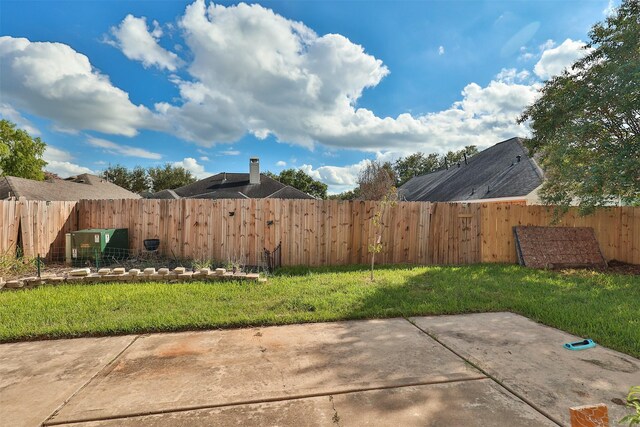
[0,3,574,166]
[87,136,162,159]
[0,36,158,136]
[156,0,390,148]
[276,160,287,167]
[199,156,210,161]
[45,161,94,177]
[43,146,94,177]
[517,46,535,62]
[150,1,538,156]
[220,149,240,156]
[495,68,531,84]
[108,14,182,71]
[534,38,588,80]
[603,0,617,16]
[173,157,210,179]
[0,103,40,135]
[44,146,72,162]
[539,39,556,51]
[438,45,445,55]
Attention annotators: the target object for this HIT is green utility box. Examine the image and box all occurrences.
[70,228,129,267]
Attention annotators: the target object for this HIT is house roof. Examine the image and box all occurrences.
[0,174,142,201]
[151,173,314,200]
[399,137,544,202]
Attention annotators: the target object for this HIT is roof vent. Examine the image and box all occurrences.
[249,158,260,184]
[457,162,461,168]
[516,155,522,163]
[463,152,468,165]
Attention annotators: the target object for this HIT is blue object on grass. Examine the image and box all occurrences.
[564,339,596,350]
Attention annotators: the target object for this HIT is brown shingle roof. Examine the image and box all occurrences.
[0,174,141,201]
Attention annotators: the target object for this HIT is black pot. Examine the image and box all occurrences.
[143,239,160,251]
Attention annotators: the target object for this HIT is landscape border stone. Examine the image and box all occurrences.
[1,267,264,291]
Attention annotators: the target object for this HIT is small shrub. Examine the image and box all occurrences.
[621,386,640,426]
[0,249,36,279]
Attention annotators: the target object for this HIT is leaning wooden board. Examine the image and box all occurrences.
[514,226,607,269]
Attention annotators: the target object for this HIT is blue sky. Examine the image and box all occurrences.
[0,0,616,193]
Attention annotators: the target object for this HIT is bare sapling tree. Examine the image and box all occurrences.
[368,186,398,281]
[357,160,396,201]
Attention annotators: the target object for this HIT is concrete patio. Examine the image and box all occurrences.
[1,313,638,426]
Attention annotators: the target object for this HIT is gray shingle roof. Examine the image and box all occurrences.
[150,173,314,200]
[399,137,544,202]
[0,174,141,201]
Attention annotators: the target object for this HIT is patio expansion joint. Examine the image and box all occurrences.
[403,317,564,427]
[42,376,488,426]
[42,335,141,426]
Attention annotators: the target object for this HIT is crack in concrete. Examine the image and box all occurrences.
[43,335,141,426]
[403,317,564,427]
[329,395,342,426]
[43,377,487,426]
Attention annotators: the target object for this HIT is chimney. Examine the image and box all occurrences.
[249,157,260,184]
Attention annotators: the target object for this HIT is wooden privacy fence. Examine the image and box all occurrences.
[1,199,639,266]
[75,199,483,266]
[0,200,77,258]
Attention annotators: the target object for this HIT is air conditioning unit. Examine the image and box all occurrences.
[69,228,129,267]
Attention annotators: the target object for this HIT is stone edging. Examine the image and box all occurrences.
[0,267,266,291]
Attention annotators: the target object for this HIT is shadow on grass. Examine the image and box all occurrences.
[339,264,640,357]
[0,263,638,357]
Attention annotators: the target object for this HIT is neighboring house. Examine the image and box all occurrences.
[0,174,141,201]
[151,158,314,200]
[399,137,544,203]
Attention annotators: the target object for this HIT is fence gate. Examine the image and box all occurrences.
[457,203,481,264]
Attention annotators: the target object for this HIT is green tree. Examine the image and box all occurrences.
[0,119,47,180]
[128,166,150,193]
[327,187,361,200]
[519,0,640,213]
[394,152,440,186]
[393,146,478,186]
[102,164,131,189]
[266,168,328,199]
[440,145,479,169]
[148,164,196,192]
[102,164,150,193]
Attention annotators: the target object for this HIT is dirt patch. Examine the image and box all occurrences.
[559,260,640,276]
[605,260,640,275]
[579,356,639,374]
[155,338,210,358]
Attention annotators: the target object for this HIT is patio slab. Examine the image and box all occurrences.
[0,335,135,427]
[411,312,640,426]
[47,318,485,424]
[55,379,555,427]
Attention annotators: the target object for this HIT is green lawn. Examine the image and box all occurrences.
[1,264,638,357]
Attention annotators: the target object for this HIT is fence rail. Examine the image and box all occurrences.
[1,199,638,266]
